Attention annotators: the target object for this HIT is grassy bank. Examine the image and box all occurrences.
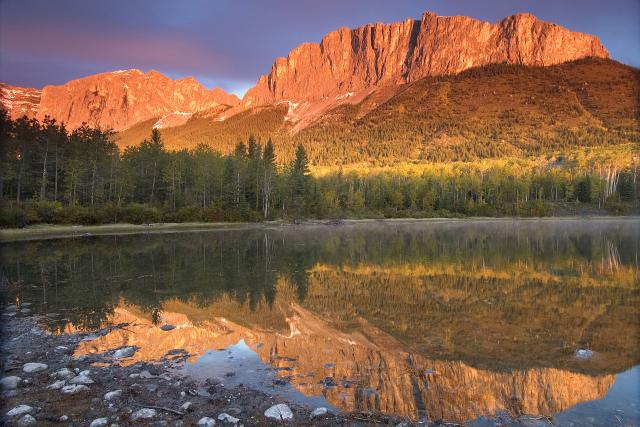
[2,216,638,242]
[0,222,260,242]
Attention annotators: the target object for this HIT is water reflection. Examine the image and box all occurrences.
[1,219,639,423]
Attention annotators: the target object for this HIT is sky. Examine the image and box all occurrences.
[1,0,638,98]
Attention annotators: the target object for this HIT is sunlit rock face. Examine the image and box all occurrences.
[74,300,615,422]
[0,83,41,119]
[14,70,239,131]
[243,12,608,107]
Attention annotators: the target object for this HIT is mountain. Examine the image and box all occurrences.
[117,58,639,164]
[2,11,636,165]
[243,12,607,108]
[1,69,239,131]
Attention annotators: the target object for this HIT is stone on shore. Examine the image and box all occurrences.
[104,389,123,401]
[22,362,47,373]
[310,407,328,418]
[0,376,21,390]
[218,412,240,424]
[7,405,33,417]
[131,408,156,420]
[90,418,109,427]
[54,367,76,380]
[16,414,37,426]
[264,403,293,420]
[61,384,90,394]
[46,380,66,390]
[113,347,136,358]
[197,417,216,427]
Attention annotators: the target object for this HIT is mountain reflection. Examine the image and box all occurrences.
[1,219,638,422]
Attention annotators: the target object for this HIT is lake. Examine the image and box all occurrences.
[1,219,639,425]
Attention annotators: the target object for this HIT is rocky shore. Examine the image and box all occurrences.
[0,307,442,426]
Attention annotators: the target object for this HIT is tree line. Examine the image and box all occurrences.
[0,111,637,227]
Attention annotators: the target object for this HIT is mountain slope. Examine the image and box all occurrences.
[117,58,639,164]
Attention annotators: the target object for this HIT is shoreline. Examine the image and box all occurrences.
[1,216,638,242]
[0,312,426,426]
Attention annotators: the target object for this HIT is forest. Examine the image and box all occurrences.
[0,110,638,227]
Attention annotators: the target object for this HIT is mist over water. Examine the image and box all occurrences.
[1,219,639,424]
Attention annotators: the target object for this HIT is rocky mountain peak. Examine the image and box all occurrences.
[242,12,608,107]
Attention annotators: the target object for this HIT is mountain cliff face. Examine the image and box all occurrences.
[243,12,608,106]
[0,83,41,119]
[1,70,239,131]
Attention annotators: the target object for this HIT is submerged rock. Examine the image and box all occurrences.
[22,362,47,373]
[7,405,34,417]
[264,403,293,420]
[131,408,156,420]
[197,417,216,427]
[0,376,21,390]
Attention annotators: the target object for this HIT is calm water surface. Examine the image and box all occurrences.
[1,219,639,425]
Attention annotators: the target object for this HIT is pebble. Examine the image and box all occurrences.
[310,407,328,418]
[0,376,21,390]
[59,415,68,421]
[180,402,193,412]
[218,412,240,424]
[160,324,176,331]
[197,417,216,427]
[131,408,156,420]
[6,405,34,417]
[61,384,90,394]
[90,418,109,427]
[104,390,123,401]
[16,414,37,426]
[22,362,48,373]
[113,346,136,358]
[264,404,293,420]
